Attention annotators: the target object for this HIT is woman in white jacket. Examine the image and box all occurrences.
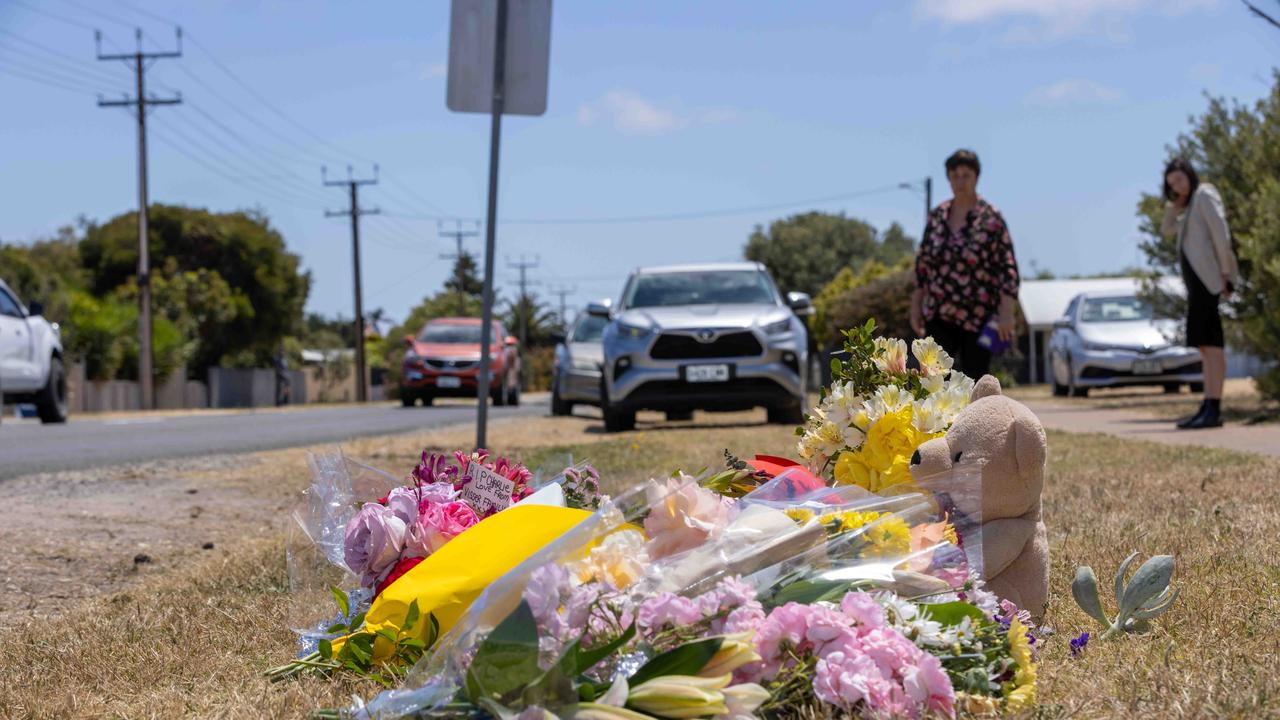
[1161,158,1240,430]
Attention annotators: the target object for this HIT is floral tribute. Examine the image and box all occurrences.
[797,320,975,493]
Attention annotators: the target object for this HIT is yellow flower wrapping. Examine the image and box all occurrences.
[333,504,592,660]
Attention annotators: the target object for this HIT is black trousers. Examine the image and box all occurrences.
[925,318,992,379]
[1181,252,1224,348]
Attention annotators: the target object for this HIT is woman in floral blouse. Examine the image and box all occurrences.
[910,149,1021,379]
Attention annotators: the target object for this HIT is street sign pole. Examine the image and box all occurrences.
[475,0,509,451]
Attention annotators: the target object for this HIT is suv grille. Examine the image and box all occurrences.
[650,331,763,360]
[426,358,478,370]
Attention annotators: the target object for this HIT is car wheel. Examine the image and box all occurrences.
[767,400,804,425]
[492,374,507,407]
[36,357,69,424]
[1070,385,1089,398]
[665,410,693,422]
[1052,380,1068,397]
[1163,383,1182,394]
[508,380,520,407]
[421,393,434,406]
[551,381,572,416]
[599,377,634,433]
[401,393,417,407]
[1189,381,1205,393]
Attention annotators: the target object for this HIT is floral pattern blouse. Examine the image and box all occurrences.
[914,197,1020,333]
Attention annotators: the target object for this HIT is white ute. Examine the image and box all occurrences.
[0,278,69,424]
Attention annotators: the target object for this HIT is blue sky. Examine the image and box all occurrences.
[1,0,1276,326]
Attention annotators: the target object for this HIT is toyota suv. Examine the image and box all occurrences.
[593,262,810,432]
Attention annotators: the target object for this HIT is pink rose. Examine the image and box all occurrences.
[643,475,735,559]
[408,500,480,555]
[344,502,407,586]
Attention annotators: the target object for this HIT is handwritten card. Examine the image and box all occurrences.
[460,461,516,515]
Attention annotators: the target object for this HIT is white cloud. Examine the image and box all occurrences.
[1026,78,1125,106]
[916,0,1218,37]
[577,90,737,135]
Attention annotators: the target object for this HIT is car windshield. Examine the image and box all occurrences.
[624,270,777,308]
[418,323,489,343]
[572,314,608,342]
[1080,296,1153,323]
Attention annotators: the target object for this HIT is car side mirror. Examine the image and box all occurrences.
[403,334,415,347]
[786,291,813,315]
[505,335,519,347]
[586,301,612,319]
[27,301,43,317]
[549,330,567,345]
[1053,316,1073,330]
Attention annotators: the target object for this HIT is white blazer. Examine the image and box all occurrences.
[1161,183,1240,295]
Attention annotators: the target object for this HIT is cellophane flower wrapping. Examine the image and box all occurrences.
[352,463,988,719]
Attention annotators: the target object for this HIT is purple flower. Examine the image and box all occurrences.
[1070,631,1090,658]
[343,502,407,586]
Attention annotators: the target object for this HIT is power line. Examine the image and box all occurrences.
[324,165,380,403]
[10,0,98,32]
[0,29,128,86]
[549,284,577,328]
[506,254,540,351]
[95,25,183,411]
[0,64,98,94]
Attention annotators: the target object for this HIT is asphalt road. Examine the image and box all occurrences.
[0,398,548,481]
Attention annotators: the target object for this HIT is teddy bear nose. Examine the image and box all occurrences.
[910,449,922,466]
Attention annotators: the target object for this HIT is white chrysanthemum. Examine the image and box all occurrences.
[872,337,908,375]
[912,337,954,377]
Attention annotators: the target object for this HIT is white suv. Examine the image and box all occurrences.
[0,279,68,424]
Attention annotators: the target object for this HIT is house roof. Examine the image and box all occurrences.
[1019,276,1183,329]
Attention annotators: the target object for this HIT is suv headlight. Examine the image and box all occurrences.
[571,357,601,372]
[762,318,792,336]
[1081,340,1112,352]
[616,320,653,339]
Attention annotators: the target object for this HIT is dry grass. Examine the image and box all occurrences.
[1,409,1279,718]
[1008,378,1277,425]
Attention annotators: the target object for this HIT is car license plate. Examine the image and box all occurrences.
[437,375,462,388]
[1133,359,1162,375]
[685,364,730,383]
[407,371,424,381]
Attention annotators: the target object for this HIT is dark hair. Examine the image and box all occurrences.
[1162,157,1199,202]
[945,149,981,178]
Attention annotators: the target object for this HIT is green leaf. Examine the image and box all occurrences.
[376,628,400,645]
[1118,555,1175,620]
[577,623,637,675]
[465,600,543,704]
[330,586,350,618]
[402,600,421,634]
[318,639,333,660]
[425,613,440,648]
[1070,566,1111,628]
[628,637,723,687]
[348,611,367,632]
[922,601,989,627]
[770,579,851,607]
[399,638,426,651]
[326,622,348,634]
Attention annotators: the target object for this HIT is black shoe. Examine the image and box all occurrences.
[1176,401,1207,429]
[1181,402,1223,430]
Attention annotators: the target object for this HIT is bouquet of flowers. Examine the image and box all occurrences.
[346,470,1035,719]
[269,449,605,681]
[796,320,975,494]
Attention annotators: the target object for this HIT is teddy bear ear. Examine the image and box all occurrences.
[970,374,1003,402]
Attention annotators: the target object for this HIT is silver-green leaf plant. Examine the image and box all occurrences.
[1071,552,1179,639]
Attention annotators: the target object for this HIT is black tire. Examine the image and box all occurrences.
[550,381,572,416]
[401,393,417,407]
[767,400,804,425]
[1070,385,1089,398]
[36,357,69,424]
[421,393,434,406]
[599,377,634,433]
[1189,382,1205,393]
[508,380,520,407]
[1162,383,1182,394]
[1052,381,1069,397]
[665,410,694,422]
[492,374,507,407]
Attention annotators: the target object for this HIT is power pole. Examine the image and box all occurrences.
[550,284,576,329]
[438,219,480,315]
[506,255,540,349]
[324,165,380,403]
[96,27,182,411]
[924,176,933,221]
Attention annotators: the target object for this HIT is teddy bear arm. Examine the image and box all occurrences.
[979,517,1038,580]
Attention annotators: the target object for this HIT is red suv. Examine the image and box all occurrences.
[400,318,521,407]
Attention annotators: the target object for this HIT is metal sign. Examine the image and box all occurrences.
[447,0,551,116]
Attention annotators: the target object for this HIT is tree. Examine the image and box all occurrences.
[1135,70,1280,402]
[878,222,915,263]
[79,204,310,371]
[0,228,86,322]
[503,292,558,348]
[810,256,912,347]
[444,250,485,299]
[744,212,878,296]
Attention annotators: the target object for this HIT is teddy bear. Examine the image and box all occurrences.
[909,375,1050,618]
